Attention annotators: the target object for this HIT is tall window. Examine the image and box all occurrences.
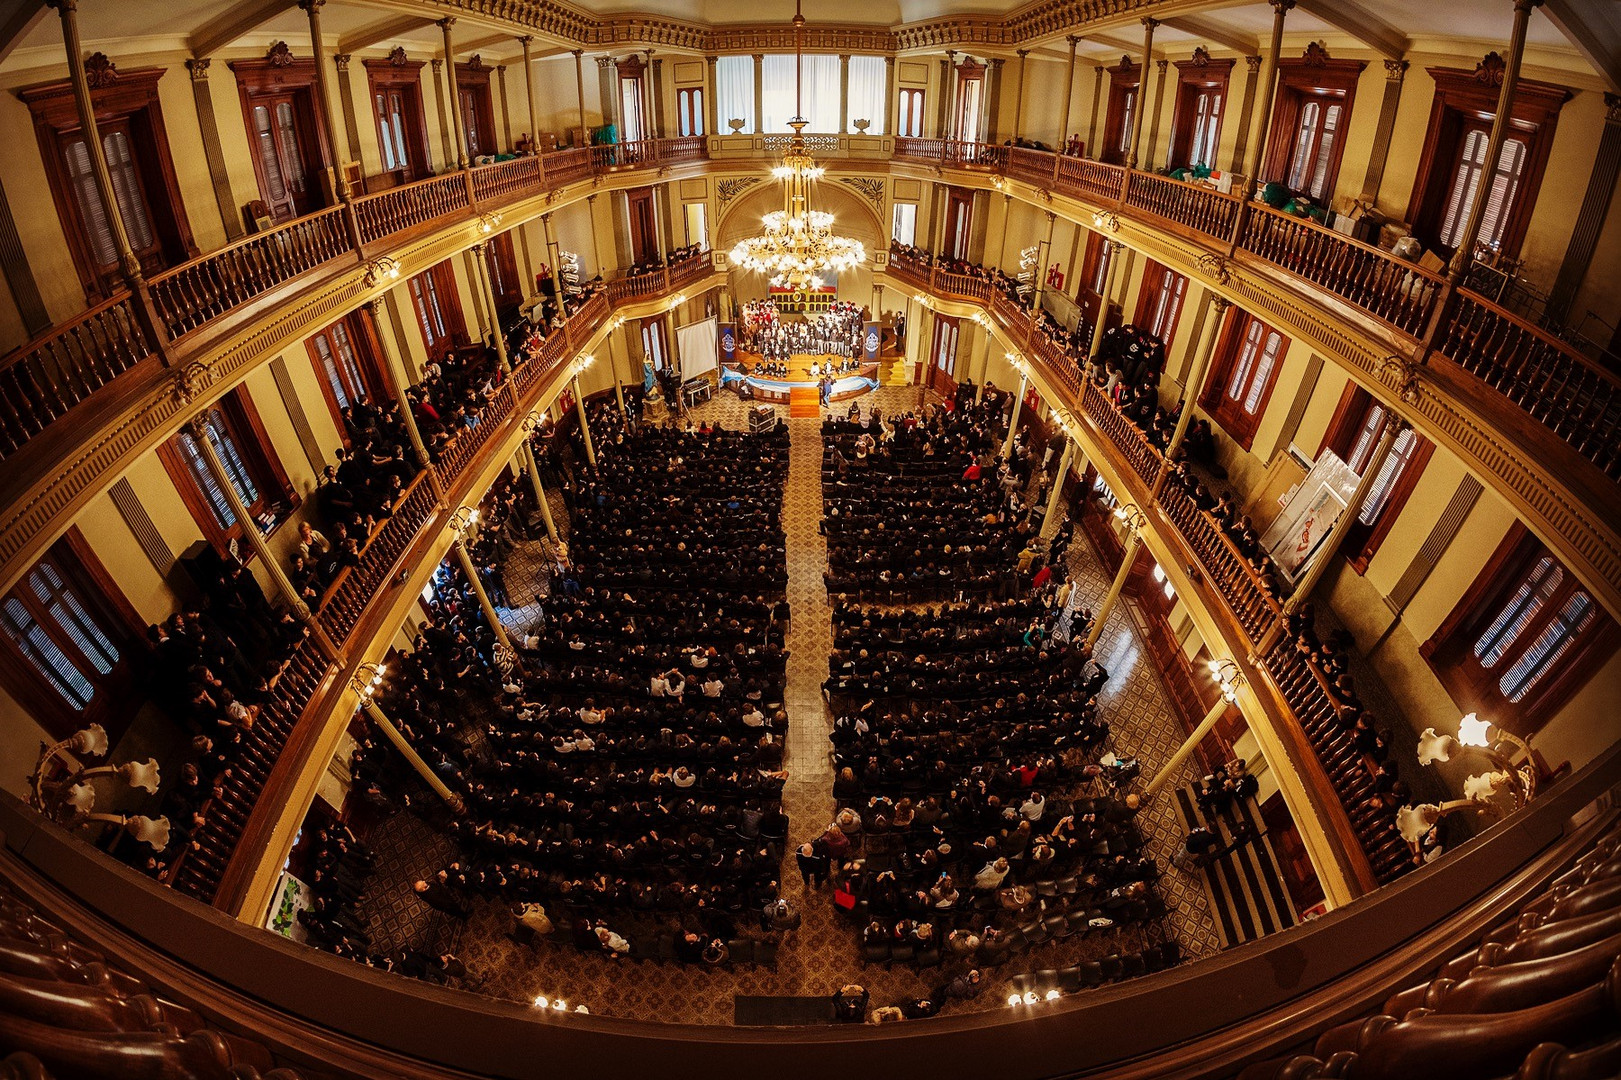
[1202,311,1287,448]
[944,189,973,261]
[409,262,465,360]
[1187,90,1222,167]
[898,88,925,137]
[715,55,755,133]
[158,389,293,549]
[1424,524,1617,733]
[1438,129,1529,253]
[1134,261,1187,344]
[366,58,430,182]
[761,53,839,132]
[24,70,196,300]
[617,57,647,142]
[930,314,961,389]
[684,202,708,248]
[1263,57,1364,203]
[954,59,985,142]
[233,54,333,223]
[892,203,917,245]
[1083,233,1115,297]
[308,311,389,433]
[1100,61,1141,165]
[847,56,887,134]
[456,63,497,159]
[483,232,522,316]
[677,86,704,136]
[0,531,143,740]
[641,317,669,372]
[1320,386,1433,572]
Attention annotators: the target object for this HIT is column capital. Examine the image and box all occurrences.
[839,53,851,62]
[1269,0,1295,12]
[989,56,1006,70]
[572,48,583,58]
[297,0,325,12]
[752,53,764,62]
[1607,92,1621,124]
[1066,35,1079,48]
[496,63,506,74]
[706,54,718,66]
[1246,55,1263,72]
[436,16,456,29]
[1211,296,1233,311]
[1156,59,1169,72]
[333,53,351,73]
[885,54,895,67]
[1016,48,1029,58]
[366,295,386,314]
[597,55,616,69]
[45,0,77,12]
[517,34,534,45]
[1141,16,1159,28]
[1383,58,1409,82]
[182,414,211,441]
[184,56,211,81]
[431,58,442,71]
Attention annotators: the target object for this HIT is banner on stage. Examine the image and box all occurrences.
[862,321,880,360]
[719,322,737,362]
[770,283,837,314]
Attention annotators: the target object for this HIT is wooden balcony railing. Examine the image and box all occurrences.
[1124,169,1241,240]
[149,206,353,339]
[353,170,473,245]
[0,138,709,476]
[1434,288,1621,481]
[1157,482,1285,647]
[317,472,439,644]
[0,293,156,455]
[1054,153,1126,203]
[1080,378,1160,490]
[1235,203,1443,337]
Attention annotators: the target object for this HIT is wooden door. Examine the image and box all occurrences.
[61,118,166,291]
[247,92,320,221]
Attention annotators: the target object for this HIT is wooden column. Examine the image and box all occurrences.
[574,50,589,142]
[1359,60,1409,203]
[471,242,511,373]
[884,55,896,135]
[1087,65,1103,156]
[1127,18,1157,169]
[519,37,538,148]
[1144,689,1235,800]
[1144,59,1169,171]
[752,54,765,134]
[357,695,465,811]
[1088,240,1124,360]
[1058,36,1079,151]
[1229,56,1262,173]
[704,55,719,135]
[183,58,244,242]
[496,65,512,152]
[47,0,141,284]
[1001,373,1027,459]
[1012,50,1029,141]
[439,18,467,168]
[298,0,347,200]
[1032,210,1057,314]
[1152,297,1229,498]
[839,54,851,134]
[1447,0,1537,282]
[1042,439,1076,535]
[1243,0,1294,183]
[332,54,363,169]
[518,416,559,543]
[540,213,565,304]
[451,526,518,657]
[431,59,453,165]
[1548,93,1621,324]
[1086,525,1141,650]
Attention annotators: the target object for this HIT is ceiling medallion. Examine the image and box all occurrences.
[728,0,865,291]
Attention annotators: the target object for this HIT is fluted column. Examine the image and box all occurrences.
[1042,439,1076,536]
[471,241,511,374]
[1127,18,1157,169]
[1152,297,1229,498]
[519,417,559,543]
[450,522,518,658]
[752,54,764,133]
[356,693,465,812]
[46,0,140,284]
[1012,49,1030,141]
[1244,0,1294,183]
[1088,240,1124,361]
[705,55,719,135]
[1058,36,1079,151]
[439,18,467,168]
[574,50,588,141]
[1447,0,1537,281]
[1086,522,1141,650]
[839,54,851,134]
[369,297,447,505]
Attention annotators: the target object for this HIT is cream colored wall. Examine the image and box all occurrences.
[0,683,50,797]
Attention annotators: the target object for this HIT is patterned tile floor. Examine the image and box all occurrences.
[355,385,1221,1023]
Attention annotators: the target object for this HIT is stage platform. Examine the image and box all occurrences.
[719,352,879,406]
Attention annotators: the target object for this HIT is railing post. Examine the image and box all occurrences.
[129,280,174,366]
[341,200,366,258]
[1226,196,1250,257]
[462,168,477,210]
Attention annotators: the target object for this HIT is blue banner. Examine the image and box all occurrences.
[863,321,881,360]
[719,322,737,362]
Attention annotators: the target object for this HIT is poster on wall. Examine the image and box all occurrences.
[1260,449,1359,582]
[264,870,311,942]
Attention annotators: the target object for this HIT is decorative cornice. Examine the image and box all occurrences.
[1383,58,1409,82]
[266,41,296,67]
[1190,45,1210,68]
[1474,51,1506,86]
[388,45,410,66]
[84,51,117,88]
[1302,40,1330,67]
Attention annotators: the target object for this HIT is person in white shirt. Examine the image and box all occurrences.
[578,700,604,725]
[665,671,685,701]
[701,676,724,697]
[672,766,696,789]
[650,672,668,697]
[689,649,709,669]
[1020,792,1046,822]
[741,704,765,727]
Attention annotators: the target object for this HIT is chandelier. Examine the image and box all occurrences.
[727,0,866,291]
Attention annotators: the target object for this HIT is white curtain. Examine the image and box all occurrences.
[716,55,755,133]
[847,55,887,135]
[762,54,840,133]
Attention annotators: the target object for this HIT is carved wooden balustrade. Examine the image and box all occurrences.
[1124,170,1241,239]
[0,876,309,1080]
[1239,815,1621,1079]
[1434,290,1621,481]
[0,294,156,455]
[1079,378,1159,489]
[317,473,439,644]
[1257,635,1415,886]
[148,207,353,339]
[1235,203,1443,337]
[0,139,712,476]
[167,636,328,901]
[889,138,1621,495]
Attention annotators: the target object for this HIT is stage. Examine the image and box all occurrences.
[720,352,879,405]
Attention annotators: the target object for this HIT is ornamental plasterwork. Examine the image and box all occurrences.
[838,177,886,214]
[716,176,765,209]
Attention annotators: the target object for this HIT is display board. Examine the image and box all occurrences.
[677,317,720,379]
[1259,449,1360,583]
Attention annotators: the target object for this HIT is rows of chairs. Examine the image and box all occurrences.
[1002,942,1182,997]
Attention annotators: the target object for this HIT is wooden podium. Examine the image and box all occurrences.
[788,386,820,418]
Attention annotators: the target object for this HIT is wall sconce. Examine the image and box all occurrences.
[1206,657,1244,703]
[448,505,480,536]
[1417,712,1537,810]
[478,212,504,234]
[28,724,169,849]
[1112,501,1148,532]
[364,256,401,288]
[352,661,388,703]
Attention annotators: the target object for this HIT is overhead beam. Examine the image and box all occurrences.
[1295,0,1407,60]
[0,0,46,68]
[336,14,434,57]
[188,0,294,59]
[454,32,524,58]
[1161,14,1257,57]
[1544,0,1621,93]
